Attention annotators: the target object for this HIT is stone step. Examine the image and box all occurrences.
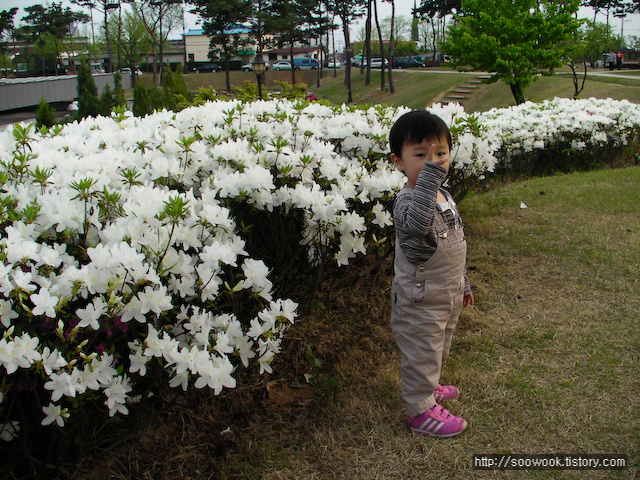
[446,95,467,99]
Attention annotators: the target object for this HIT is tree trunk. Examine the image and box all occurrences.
[388,0,395,94]
[373,0,385,91]
[365,0,372,85]
[510,82,525,105]
[290,43,296,85]
[341,15,353,103]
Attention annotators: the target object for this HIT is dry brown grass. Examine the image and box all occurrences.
[71,167,640,480]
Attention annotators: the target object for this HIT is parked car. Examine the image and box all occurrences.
[193,63,221,73]
[351,55,363,67]
[392,57,425,68]
[121,67,143,76]
[90,62,105,74]
[241,62,271,71]
[272,61,292,71]
[327,59,341,68]
[364,58,389,68]
[292,58,320,70]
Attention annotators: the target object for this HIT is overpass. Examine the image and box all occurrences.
[0,73,132,112]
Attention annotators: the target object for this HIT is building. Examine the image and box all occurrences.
[264,46,324,65]
[183,24,325,68]
[184,24,259,64]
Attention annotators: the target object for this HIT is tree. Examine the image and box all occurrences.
[269,0,322,85]
[416,0,461,17]
[191,0,253,91]
[135,0,182,84]
[76,59,103,118]
[36,96,57,129]
[21,5,50,74]
[333,0,367,103]
[580,20,622,66]
[385,0,395,94]
[441,0,582,105]
[46,3,89,75]
[21,3,88,76]
[0,8,18,76]
[112,10,152,85]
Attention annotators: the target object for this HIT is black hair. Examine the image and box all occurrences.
[389,110,452,157]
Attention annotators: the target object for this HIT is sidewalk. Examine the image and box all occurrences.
[0,108,71,132]
[0,110,38,131]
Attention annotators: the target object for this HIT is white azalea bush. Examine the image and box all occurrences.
[1,95,638,470]
[482,97,640,175]
[0,99,493,466]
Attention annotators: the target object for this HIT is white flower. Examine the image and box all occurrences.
[44,371,84,402]
[136,285,173,316]
[12,270,37,293]
[194,356,236,394]
[0,300,19,328]
[40,347,67,375]
[104,376,132,416]
[0,421,19,441]
[30,288,59,318]
[42,403,70,427]
[0,334,41,374]
[241,258,272,299]
[169,371,189,391]
[76,297,108,330]
[371,203,393,227]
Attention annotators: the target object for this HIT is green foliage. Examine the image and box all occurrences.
[233,80,260,102]
[132,81,153,117]
[162,64,192,110]
[272,81,309,100]
[132,67,194,115]
[100,83,115,115]
[442,0,582,105]
[192,86,227,105]
[112,70,126,108]
[35,96,56,130]
[76,60,103,119]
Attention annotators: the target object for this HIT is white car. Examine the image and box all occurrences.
[365,58,389,68]
[241,62,271,71]
[272,61,292,71]
[121,67,143,76]
[327,59,341,68]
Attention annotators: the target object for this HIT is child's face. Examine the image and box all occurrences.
[391,136,450,188]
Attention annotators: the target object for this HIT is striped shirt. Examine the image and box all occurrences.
[393,162,471,295]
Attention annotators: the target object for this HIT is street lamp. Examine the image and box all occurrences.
[252,53,267,99]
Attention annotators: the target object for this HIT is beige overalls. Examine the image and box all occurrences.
[391,196,467,419]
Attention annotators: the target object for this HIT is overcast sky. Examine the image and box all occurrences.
[3,0,639,41]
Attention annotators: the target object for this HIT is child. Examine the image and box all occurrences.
[389,110,474,438]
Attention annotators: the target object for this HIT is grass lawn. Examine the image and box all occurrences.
[74,166,640,479]
[180,67,640,114]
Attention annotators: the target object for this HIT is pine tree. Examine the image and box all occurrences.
[132,81,152,116]
[113,70,127,108]
[76,60,103,118]
[35,96,56,129]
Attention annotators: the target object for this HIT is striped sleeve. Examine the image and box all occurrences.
[393,162,447,264]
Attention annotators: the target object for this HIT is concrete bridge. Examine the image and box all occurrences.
[0,73,132,112]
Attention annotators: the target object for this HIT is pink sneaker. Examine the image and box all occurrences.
[434,384,460,402]
[407,405,468,438]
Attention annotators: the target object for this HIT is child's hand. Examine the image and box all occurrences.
[463,292,475,307]
[427,143,448,167]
